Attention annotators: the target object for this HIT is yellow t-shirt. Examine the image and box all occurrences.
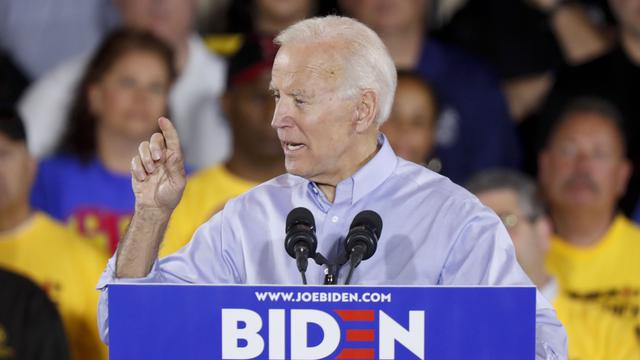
[160,164,257,257]
[547,215,640,346]
[554,293,640,359]
[0,212,109,360]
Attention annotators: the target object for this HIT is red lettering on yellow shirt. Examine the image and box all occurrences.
[69,209,132,255]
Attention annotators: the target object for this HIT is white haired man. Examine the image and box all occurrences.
[97,16,567,358]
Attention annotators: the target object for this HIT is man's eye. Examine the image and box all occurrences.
[294,98,305,105]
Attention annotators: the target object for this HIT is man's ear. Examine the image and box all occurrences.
[24,147,38,193]
[354,89,378,133]
[615,158,632,197]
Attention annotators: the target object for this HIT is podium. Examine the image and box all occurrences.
[108,284,535,359]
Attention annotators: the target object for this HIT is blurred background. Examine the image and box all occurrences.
[0,0,639,359]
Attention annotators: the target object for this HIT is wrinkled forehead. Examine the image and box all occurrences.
[551,112,625,148]
[270,44,346,92]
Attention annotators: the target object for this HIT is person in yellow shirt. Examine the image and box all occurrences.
[0,108,108,360]
[468,168,639,359]
[539,98,640,341]
[160,36,285,256]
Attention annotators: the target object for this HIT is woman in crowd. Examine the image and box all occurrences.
[381,70,439,168]
[30,29,175,256]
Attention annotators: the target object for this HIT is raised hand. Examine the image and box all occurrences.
[131,117,186,214]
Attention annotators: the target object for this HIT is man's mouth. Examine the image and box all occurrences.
[283,142,305,152]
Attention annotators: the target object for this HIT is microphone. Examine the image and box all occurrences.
[284,207,318,284]
[344,210,383,285]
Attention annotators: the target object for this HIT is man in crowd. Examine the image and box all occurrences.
[97,16,566,358]
[468,169,640,359]
[0,108,108,359]
[160,36,284,256]
[538,97,640,341]
[19,0,229,169]
[539,0,640,215]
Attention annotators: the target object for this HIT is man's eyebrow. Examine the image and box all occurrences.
[288,89,313,98]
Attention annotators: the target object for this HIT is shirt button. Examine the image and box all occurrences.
[331,216,339,223]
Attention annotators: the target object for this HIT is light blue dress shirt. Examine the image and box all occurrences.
[97,135,567,359]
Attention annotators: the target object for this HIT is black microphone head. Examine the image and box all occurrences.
[350,210,382,239]
[345,210,383,261]
[285,207,317,258]
[286,207,315,232]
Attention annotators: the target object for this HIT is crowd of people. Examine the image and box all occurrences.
[0,0,639,359]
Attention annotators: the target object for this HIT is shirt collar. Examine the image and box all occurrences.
[306,133,398,211]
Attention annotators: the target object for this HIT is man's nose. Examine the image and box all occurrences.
[573,150,596,171]
[271,100,293,129]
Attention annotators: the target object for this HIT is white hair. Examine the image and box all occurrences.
[274,16,398,125]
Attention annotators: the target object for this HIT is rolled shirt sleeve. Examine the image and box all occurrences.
[96,211,242,343]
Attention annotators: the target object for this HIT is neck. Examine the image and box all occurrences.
[225,149,284,183]
[316,137,379,203]
[621,29,640,66]
[525,265,552,290]
[377,24,425,69]
[551,207,614,247]
[0,203,31,233]
[97,128,143,174]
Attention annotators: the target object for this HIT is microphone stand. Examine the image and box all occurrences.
[344,244,366,285]
[312,253,343,285]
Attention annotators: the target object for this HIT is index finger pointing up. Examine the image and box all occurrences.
[158,117,181,152]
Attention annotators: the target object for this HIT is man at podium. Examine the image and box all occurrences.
[97,16,567,359]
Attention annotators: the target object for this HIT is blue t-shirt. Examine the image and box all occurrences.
[30,154,134,255]
[415,39,521,184]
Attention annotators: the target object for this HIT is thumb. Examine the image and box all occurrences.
[163,149,186,187]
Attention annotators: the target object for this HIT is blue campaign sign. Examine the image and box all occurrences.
[108,284,535,360]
